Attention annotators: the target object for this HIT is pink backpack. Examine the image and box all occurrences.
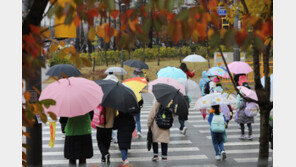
[91,105,106,129]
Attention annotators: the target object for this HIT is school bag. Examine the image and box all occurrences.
[92,105,106,128]
[155,105,174,129]
[244,102,259,117]
[210,113,226,133]
[204,81,210,95]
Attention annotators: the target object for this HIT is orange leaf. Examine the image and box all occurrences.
[110,10,119,19]
[192,30,199,43]
[167,13,175,22]
[235,30,247,46]
[171,20,182,44]
[24,91,31,102]
[207,28,214,38]
[195,13,200,20]
[49,43,58,54]
[88,27,96,42]
[128,18,138,32]
[73,15,81,27]
[96,24,105,37]
[59,41,65,47]
[29,25,40,34]
[126,9,133,17]
[207,0,218,10]
[261,19,273,37]
[196,23,207,41]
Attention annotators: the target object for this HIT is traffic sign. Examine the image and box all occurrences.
[217,9,227,16]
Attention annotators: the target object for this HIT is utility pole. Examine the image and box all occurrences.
[233,0,240,61]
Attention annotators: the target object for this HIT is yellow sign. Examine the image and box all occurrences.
[55,0,76,38]
[49,121,56,148]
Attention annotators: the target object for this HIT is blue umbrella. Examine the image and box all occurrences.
[157,66,187,80]
[207,66,228,77]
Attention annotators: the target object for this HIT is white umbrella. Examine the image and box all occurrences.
[182,54,207,62]
[176,78,201,98]
[105,67,127,76]
[194,93,236,110]
[261,74,273,101]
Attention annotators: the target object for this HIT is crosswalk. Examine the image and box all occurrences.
[41,93,273,167]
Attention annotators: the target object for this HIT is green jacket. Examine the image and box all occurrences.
[65,113,92,136]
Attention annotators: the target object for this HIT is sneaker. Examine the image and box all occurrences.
[137,132,142,138]
[162,157,168,161]
[221,151,227,160]
[152,155,159,161]
[122,159,129,165]
[182,127,188,135]
[247,135,253,140]
[239,135,246,140]
[101,158,106,163]
[105,154,110,164]
[215,155,221,161]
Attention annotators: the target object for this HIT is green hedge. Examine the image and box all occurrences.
[48,46,209,67]
[86,46,210,66]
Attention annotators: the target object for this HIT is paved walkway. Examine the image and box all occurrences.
[41,93,273,167]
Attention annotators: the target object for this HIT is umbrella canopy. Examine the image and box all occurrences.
[124,59,149,69]
[46,64,82,77]
[207,66,228,77]
[228,61,253,74]
[123,77,147,102]
[157,66,187,80]
[194,93,233,110]
[182,54,207,62]
[148,77,186,95]
[237,86,258,101]
[39,77,103,117]
[261,74,273,101]
[104,67,127,76]
[176,78,201,98]
[152,83,188,118]
[95,79,140,113]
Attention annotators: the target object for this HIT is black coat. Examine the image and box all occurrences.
[114,112,135,150]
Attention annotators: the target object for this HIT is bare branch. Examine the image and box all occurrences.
[240,0,249,14]
[218,46,258,103]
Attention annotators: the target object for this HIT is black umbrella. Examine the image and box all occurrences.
[147,128,153,151]
[94,80,140,113]
[124,59,149,69]
[46,64,82,77]
[152,83,188,118]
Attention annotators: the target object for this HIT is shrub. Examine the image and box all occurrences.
[48,53,72,67]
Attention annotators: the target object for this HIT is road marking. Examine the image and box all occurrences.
[42,133,186,141]
[206,134,260,139]
[171,165,217,167]
[234,157,273,163]
[199,128,260,133]
[43,154,208,165]
[43,147,200,156]
[43,140,192,148]
[224,141,259,146]
[227,149,273,154]
[193,123,260,127]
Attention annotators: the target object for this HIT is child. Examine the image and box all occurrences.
[208,104,227,161]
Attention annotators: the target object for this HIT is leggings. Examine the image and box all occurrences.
[240,123,252,136]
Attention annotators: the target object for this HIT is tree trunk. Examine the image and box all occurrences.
[143,46,146,62]
[157,45,160,66]
[206,40,211,68]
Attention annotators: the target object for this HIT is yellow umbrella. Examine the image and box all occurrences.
[123,77,147,102]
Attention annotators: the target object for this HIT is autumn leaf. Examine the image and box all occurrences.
[81,56,92,67]
[88,27,96,42]
[110,10,119,19]
[96,24,105,37]
[39,99,56,109]
[235,30,248,46]
[47,111,57,121]
[128,18,139,32]
[24,91,31,102]
[207,0,218,10]
[73,15,81,27]
[49,43,59,54]
[29,25,40,34]
[192,30,199,43]
[126,9,133,17]
[196,22,207,41]
[171,20,182,44]
[207,28,214,38]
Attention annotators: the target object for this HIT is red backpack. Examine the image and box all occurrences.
[91,105,106,129]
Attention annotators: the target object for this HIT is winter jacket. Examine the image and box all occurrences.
[199,71,210,96]
[65,113,92,136]
[234,99,254,124]
[114,112,135,150]
[96,107,117,129]
[147,101,171,144]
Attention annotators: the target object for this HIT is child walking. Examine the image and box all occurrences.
[208,104,227,161]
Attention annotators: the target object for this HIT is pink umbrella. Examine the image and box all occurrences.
[237,86,258,101]
[228,61,253,74]
[148,77,186,95]
[39,77,103,118]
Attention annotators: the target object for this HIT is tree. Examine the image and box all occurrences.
[22,0,272,166]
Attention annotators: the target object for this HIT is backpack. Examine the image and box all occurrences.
[204,81,210,95]
[210,114,225,133]
[155,105,174,129]
[92,105,106,127]
[244,102,259,117]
